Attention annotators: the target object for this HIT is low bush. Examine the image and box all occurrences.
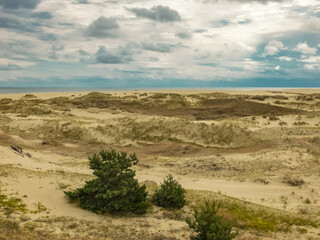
[65,150,148,214]
[186,200,237,240]
[153,174,186,209]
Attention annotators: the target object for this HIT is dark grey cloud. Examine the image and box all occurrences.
[202,0,285,3]
[78,49,90,56]
[0,63,21,70]
[52,45,64,51]
[96,48,124,63]
[176,31,192,39]
[0,14,57,43]
[128,5,181,22]
[48,51,58,60]
[212,18,252,27]
[149,57,159,62]
[210,19,230,28]
[0,16,35,32]
[118,42,139,55]
[31,11,52,19]
[0,0,40,9]
[142,42,173,53]
[220,20,230,26]
[0,40,36,58]
[95,45,135,64]
[76,0,89,3]
[38,33,57,41]
[0,15,56,42]
[87,16,119,38]
[48,45,64,60]
[195,29,207,33]
[235,0,285,2]
[238,19,252,24]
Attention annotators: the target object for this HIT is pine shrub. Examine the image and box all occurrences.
[152,174,186,209]
[65,150,148,214]
[186,200,237,240]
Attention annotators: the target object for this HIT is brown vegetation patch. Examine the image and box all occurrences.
[251,95,289,101]
[197,99,298,119]
[282,176,305,186]
[39,92,303,120]
[0,99,52,116]
[118,98,301,120]
[21,94,38,100]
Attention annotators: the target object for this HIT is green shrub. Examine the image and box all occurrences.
[153,174,186,209]
[65,150,148,214]
[186,200,237,240]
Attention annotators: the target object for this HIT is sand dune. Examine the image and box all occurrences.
[0,89,319,239]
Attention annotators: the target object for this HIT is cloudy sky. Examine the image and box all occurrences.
[0,0,319,87]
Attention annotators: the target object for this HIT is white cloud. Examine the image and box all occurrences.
[0,58,36,67]
[294,42,317,55]
[305,18,320,33]
[300,56,320,71]
[278,56,292,61]
[274,65,280,70]
[304,64,319,71]
[262,40,286,57]
[300,56,320,63]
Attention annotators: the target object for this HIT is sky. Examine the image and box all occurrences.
[0,0,319,88]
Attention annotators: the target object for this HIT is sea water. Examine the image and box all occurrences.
[0,87,313,94]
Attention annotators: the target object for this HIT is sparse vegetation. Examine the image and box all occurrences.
[0,194,28,214]
[96,117,258,148]
[186,189,319,233]
[0,217,54,240]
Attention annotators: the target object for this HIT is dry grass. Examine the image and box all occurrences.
[0,218,57,240]
[0,98,52,116]
[186,189,319,233]
[96,117,259,148]
[37,92,304,120]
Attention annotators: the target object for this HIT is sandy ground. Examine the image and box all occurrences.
[0,89,320,239]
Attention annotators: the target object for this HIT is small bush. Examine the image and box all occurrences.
[268,116,279,121]
[279,121,287,126]
[297,227,308,234]
[65,150,148,214]
[153,174,186,209]
[186,200,237,240]
[251,95,268,101]
[282,176,304,186]
[293,121,308,126]
[304,198,311,204]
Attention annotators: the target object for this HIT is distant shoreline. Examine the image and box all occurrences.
[0,87,320,94]
[0,87,319,100]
